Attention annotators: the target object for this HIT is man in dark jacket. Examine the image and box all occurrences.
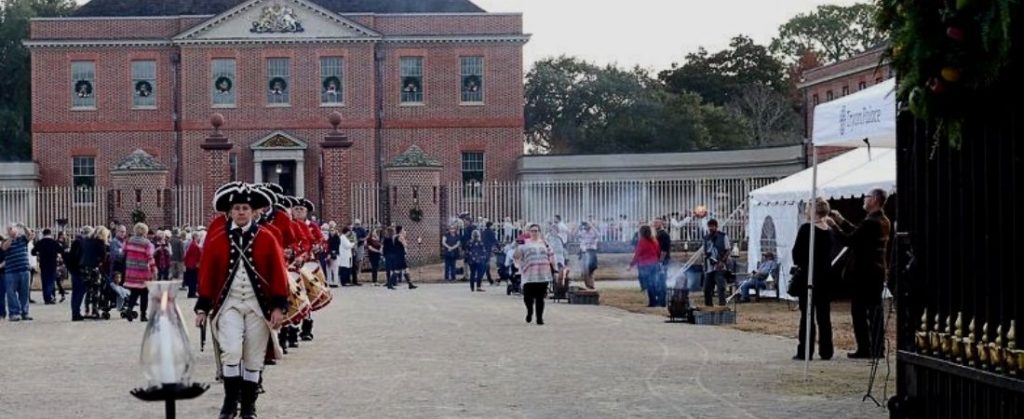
[828,188,892,359]
[32,229,64,304]
[482,221,498,285]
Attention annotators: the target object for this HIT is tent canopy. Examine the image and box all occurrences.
[749,148,896,205]
[812,78,896,148]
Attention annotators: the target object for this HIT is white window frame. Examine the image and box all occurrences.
[320,56,344,106]
[131,60,157,109]
[71,61,96,110]
[400,56,424,104]
[461,151,485,199]
[460,56,484,104]
[212,59,236,108]
[72,156,96,205]
[267,57,291,106]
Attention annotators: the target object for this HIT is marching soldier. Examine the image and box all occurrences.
[194,182,289,419]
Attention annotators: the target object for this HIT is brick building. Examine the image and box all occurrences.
[798,46,893,162]
[25,0,527,225]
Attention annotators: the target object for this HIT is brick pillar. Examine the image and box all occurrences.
[385,146,443,267]
[321,112,353,224]
[199,113,233,218]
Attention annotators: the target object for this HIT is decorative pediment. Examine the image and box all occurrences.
[175,0,380,43]
[112,149,167,172]
[387,145,443,168]
[251,131,308,150]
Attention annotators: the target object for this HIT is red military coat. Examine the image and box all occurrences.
[267,208,296,249]
[290,218,313,257]
[196,221,290,318]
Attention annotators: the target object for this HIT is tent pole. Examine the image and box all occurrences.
[804,146,819,380]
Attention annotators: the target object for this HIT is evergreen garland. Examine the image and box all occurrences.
[878,0,1018,147]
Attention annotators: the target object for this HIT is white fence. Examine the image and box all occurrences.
[350,177,778,244]
[0,186,206,232]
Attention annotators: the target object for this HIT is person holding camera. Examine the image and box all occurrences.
[702,219,731,307]
[790,198,836,360]
[826,188,891,359]
[2,224,33,321]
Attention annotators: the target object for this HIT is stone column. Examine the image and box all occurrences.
[320,112,353,223]
[385,145,443,267]
[199,113,233,218]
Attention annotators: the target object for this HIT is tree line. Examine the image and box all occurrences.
[525,2,885,154]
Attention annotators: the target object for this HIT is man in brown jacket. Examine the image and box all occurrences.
[827,188,892,359]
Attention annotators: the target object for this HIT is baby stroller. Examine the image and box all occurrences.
[495,249,521,295]
[82,267,114,320]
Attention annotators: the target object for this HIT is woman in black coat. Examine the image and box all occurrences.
[791,198,836,360]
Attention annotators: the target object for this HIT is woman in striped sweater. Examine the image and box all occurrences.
[514,224,555,325]
[122,223,156,322]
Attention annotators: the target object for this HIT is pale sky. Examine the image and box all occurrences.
[75,0,863,71]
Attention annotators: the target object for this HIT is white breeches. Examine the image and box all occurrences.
[217,299,270,382]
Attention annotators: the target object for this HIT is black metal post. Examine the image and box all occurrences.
[165,400,175,419]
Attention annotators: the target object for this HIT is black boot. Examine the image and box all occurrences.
[218,376,242,419]
[405,273,417,289]
[288,327,299,348]
[239,379,259,419]
[300,318,314,341]
[278,330,289,355]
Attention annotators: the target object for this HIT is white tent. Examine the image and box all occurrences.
[746,147,896,299]
[744,78,897,376]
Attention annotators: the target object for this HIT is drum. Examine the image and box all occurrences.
[300,261,333,311]
[284,271,312,326]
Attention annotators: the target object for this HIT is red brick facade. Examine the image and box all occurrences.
[26,0,526,225]
[800,47,894,162]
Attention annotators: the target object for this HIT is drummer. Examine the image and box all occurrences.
[293,198,323,342]
[194,182,289,419]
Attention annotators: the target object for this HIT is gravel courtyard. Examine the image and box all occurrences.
[1,284,891,419]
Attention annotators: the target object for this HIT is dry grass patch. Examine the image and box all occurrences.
[599,288,896,352]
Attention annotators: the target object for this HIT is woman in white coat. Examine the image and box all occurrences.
[336,226,355,286]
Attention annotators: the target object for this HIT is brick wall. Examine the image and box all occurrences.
[385,167,442,266]
[109,170,169,227]
[28,11,526,227]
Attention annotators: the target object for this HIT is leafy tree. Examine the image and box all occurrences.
[658,35,786,106]
[524,56,752,154]
[770,3,885,64]
[0,0,76,161]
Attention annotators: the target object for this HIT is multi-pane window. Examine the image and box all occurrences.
[842,85,850,96]
[131,60,156,108]
[320,57,344,105]
[212,59,236,106]
[71,61,96,108]
[400,57,423,103]
[72,156,96,204]
[826,90,834,101]
[460,56,484,103]
[267,57,290,105]
[461,152,484,198]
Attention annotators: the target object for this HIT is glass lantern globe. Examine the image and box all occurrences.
[139,280,194,388]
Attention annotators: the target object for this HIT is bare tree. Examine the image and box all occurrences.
[729,85,800,146]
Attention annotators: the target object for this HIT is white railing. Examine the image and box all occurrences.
[0,186,206,232]
[350,183,382,227]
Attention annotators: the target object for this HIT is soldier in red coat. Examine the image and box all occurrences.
[291,197,323,342]
[194,183,288,419]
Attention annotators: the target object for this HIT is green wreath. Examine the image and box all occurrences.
[131,208,147,224]
[135,80,153,97]
[878,0,1018,147]
[409,207,424,223]
[268,77,288,94]
[214,76,233,93]
[322,76,341,93]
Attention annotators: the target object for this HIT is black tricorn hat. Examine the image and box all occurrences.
[214,182,272,213]
[299,197,315,213]
[254,183,283,207]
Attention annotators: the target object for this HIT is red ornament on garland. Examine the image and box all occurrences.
[946,26,965,42]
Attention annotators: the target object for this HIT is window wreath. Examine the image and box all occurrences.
[75,80,93,98]
[409,207,424,223]
[462,75,481,93]
[402,77,421,93]
[878,0,1019,147]
[322,76,341,95]
[268,77,288,95]
[214,76,233,94]
[135,80,153,97]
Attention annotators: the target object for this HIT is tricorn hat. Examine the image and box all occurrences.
[299,197,315,213]
[214,182,272,213]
